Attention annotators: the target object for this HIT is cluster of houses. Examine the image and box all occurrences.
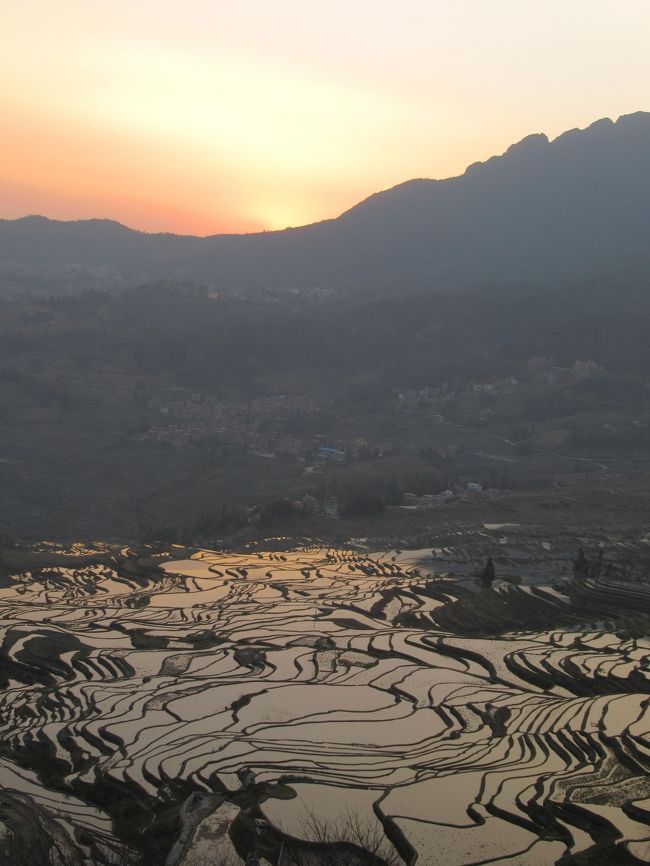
[402,490,455,508]
[401,482,499,509]
[144,390,331,450]
[246,494,340,522]
[244,480,501,527]
[396,358,606,415]
[528,357,605,385]
[148,390,328,428]
[396,377,519,411]
[466,377,518,398]
[144,392,387,464]
[316,446,346,464]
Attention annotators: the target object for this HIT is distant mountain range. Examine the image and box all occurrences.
[2,111,650,294]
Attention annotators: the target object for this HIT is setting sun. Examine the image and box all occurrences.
[2,0,650,233]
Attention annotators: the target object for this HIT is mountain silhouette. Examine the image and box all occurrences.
[1,111,649,294]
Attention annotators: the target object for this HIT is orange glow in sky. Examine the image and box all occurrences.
[2,1,650,234]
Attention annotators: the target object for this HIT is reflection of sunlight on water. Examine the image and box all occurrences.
[1,544,650,861]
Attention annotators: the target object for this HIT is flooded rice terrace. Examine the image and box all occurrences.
[0,540,650,865]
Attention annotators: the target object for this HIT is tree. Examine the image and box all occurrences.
[480,556,496,588]
[573,548,588,578]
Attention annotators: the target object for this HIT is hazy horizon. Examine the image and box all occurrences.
[2,0,650,234]
[3,108,649,239]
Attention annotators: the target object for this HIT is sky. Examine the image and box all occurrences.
[1,1,649,235]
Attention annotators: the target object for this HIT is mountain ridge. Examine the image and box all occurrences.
[2,110,650,294]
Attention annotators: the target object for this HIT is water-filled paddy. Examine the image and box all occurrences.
[0,543,649,864]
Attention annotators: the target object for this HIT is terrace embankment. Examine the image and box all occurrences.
[0,536,649,865]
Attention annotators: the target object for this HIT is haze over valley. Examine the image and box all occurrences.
[2,3,650,864]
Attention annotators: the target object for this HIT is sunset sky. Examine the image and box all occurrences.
[2,1,649,235]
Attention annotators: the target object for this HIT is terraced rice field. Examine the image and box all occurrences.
[0,541,649,865]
